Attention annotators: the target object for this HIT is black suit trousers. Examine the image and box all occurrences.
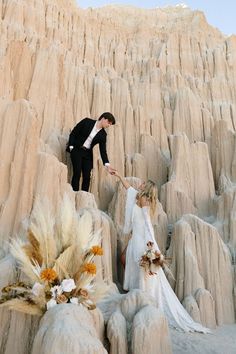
[70,147,93,192]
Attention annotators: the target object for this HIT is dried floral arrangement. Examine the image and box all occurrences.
[139,241,165,275]
[0,195,108,316]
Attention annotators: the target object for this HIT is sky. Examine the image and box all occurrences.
[76,1,235,35]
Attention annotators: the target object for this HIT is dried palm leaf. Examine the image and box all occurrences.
[0,298,43,316]
[2,284,31,295]
[53,259,70,280]
[53,244,84,281]
[53,249,74,280]
[74,272,95,289]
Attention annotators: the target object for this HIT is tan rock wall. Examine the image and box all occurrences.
[161,134,215,223]
[169,215,234,325]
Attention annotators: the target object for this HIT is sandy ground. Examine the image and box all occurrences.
[170,324,236,354]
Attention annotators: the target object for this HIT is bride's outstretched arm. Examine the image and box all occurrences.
[113,171,131,190]
[112,172,138,234]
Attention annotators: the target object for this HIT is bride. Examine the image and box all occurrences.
[114,171,210,333]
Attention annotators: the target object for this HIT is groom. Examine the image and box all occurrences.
[67,112,116,192]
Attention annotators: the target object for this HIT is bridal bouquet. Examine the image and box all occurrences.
[0,195,108,316]
[139,241,165,275]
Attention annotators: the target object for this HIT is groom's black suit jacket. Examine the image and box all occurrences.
[67,118,109,166]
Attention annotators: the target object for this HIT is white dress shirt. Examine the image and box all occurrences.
[83,122,101,149]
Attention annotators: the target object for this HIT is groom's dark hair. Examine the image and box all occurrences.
[98,112,116,125]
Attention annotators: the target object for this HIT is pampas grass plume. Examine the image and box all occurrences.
[29,198,57,267]
[10,239,41,284]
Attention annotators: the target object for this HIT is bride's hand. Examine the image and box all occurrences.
[112,172,131,189]
[113,170,120,178]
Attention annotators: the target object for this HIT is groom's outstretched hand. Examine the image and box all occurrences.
[106,165,117,175]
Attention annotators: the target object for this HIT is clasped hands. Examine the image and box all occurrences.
[106,165,117,175]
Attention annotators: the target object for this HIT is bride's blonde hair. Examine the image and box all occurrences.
[136,180,158,216]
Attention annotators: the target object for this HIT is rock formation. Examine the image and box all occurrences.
[169,215,234,326]
[32,304,106,354]
[0,0,236,353]
[104,289,172,354]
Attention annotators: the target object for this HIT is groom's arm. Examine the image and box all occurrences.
[99,136,109,165]
[99,136,117,175]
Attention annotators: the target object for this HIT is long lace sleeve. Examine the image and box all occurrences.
[142,206,160,252]
[123,187,138,234]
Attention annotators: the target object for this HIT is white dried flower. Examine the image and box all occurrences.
[32,282,44,296]
[70,297,79,305]
[61,279,76,292]
[50,285,63,299]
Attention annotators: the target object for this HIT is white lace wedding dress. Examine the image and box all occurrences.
[123,186,210,333]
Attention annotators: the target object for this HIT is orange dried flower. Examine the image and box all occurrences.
[81,263,97,275]
[40,268,57,282]
[91,245,103,256]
